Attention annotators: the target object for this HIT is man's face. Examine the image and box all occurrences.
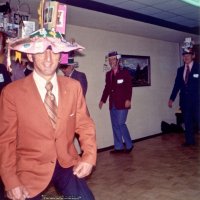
[61,65,74,76]
[28,49,60,80]
[108,56,119,70]
[182,53,195,65]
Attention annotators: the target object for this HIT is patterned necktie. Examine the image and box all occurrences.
[185,65,190,84]
[44,81,58,129]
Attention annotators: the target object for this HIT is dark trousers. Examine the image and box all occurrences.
[182,102,199,144]
[0,178,6,200]
[26,162,95,200]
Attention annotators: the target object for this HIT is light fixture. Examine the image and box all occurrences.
[180,0,200,7]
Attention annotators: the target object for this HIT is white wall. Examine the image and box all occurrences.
[67,25,180,149]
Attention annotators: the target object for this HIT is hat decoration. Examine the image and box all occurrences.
[67,57,79,67]
[182,37,195,54]
[60,56,79,68]
[8,28,85,54]
[5,0,85,72]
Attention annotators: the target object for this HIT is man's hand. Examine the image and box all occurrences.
[168,100,173,108]
[7,186,29,200]
[99,101,103,109]
[125,100,131,108]
[73,162,93,178]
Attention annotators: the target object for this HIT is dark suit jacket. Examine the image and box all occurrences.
[0,74,96,197]
[0,64,12,94]
[71,69,88,97]
[169,62,200,110]
[100,68,132,109]
[24,68,33,76]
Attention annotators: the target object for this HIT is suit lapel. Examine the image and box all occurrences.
[55,77,70,135]
[188,62,198,82]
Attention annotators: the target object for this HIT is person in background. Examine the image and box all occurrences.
[23,61,33,76]
[99,51,133,154]
[10,59,26,81]
[0,63,12,95]
[0,28,96,200]
[0,31,12,95]
[168,37,200,147]
[59,57,88,97]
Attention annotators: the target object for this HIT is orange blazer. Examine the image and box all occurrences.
[0,74,97,197]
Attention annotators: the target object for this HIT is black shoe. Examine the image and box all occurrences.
[110,149,124,154]
[181,142,195,147]
[124,146,134,153]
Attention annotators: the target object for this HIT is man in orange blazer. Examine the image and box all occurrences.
[0,29,97,200]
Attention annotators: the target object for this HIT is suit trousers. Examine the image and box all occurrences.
[110,107,133,150]
[0,178,5,200]
[182,100,199,145]
[26,161,95,200]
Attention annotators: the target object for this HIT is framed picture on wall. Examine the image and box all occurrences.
[120,55,151,87]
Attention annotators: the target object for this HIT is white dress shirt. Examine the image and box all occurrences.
[183,61,193,81]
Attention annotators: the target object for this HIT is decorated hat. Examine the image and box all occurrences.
[182,37,195,55]
[107,51,121,59]
[8,28,85,54]
[67,57,78,66]
[108,51,118,57]
[59,56,78,68]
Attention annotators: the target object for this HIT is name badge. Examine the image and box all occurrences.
[0,74,4,83]
[117,79,124,84]
[193,74,199,78]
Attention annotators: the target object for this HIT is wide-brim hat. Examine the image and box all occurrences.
[8,28,85,54]
[59,56,78,68]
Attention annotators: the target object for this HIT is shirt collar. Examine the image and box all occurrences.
[33,71,58,102]
[68,68,75,77]
[33,71,57,86]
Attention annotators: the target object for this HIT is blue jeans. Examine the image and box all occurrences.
[110,107,133,150]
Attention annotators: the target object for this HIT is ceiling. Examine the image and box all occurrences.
[1,0,200,43]
[90,0,200,32]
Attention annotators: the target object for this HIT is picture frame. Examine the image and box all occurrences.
[120,55,151,87]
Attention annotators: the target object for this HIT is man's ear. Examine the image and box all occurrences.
[27,54,33,62]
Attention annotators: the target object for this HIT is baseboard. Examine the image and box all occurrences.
[97,132,164,153]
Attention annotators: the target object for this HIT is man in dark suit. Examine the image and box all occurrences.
[0,63,12,94]
[168,38,200,147]
[99,51,133,153]
[60,57,88,97]
[0,28,96,200]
